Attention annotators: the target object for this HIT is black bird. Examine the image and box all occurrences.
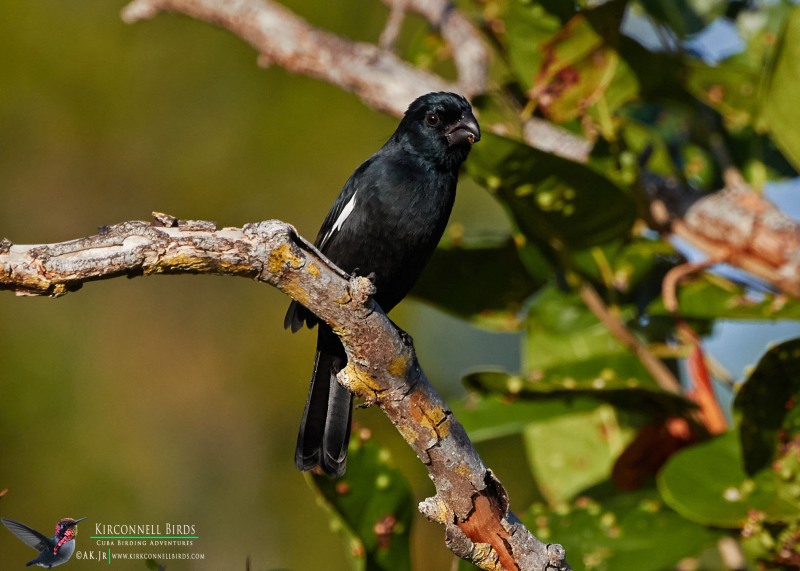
[285,92,480,477]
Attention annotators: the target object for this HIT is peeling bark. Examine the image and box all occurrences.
[0,216,571,571]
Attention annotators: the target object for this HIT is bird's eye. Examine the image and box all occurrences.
[425,112,441,127]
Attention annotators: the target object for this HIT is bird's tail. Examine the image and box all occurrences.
[295,326,353,477]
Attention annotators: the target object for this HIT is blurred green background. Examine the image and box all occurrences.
[0,1,519,569]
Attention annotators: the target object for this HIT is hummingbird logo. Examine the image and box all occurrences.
[2,517,87,568]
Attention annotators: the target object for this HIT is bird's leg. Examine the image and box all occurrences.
[350,268,413,344]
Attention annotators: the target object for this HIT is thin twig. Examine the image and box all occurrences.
[379,0,409,50]
[662,261,729,434]
[578,282,683,394]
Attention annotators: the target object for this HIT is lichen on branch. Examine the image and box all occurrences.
[0,214,570,571]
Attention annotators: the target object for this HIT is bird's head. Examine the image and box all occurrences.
[396,92,480,169]
[56,517,86,540]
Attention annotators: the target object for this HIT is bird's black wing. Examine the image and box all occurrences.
[287,157,381,475]
[1,518,49,551]
[283,156,374,333]
[314,158,371,252]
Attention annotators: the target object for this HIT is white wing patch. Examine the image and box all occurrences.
[322,192,357,246]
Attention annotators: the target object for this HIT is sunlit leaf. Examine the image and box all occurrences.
[456,286,694,423]
[763,5,800,170]
[685,59,761,130]
[647,275,800,320]
[686,1,790,133]
[658,431,799,527]
[523,404,636,502]
[464,367,693,418]
[451,392,600,442]
[534,16,639,126]
[520,287,684,413]
[505,0,564,91]
[523,488,722,570]
[468,133,636,252]
[506,4,639,131]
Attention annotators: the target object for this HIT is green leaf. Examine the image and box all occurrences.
[521,287,680,402]
[730,128,798,185]
[734,338,800,474]
[647,274,800,320]
[686,59,762,130]
[523,487,722,571]
[605,237,677,296]
[464,367,693,418]
[505,0,564,91]
[412,235,544,331]
[468,133,636,253]
[540,17,639,126]
[685,2,790,134]
[451,392,600,442]
[763,5,800,169]
[456,286,691,418]
[309,438,413,571]
[619,117,675,176]
[506,5,639,131]
[523,404,636,503]
[658,431,800,527]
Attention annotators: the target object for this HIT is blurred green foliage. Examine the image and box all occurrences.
[309,437,414,571]
[2,0,800,570]
[0,2,502,570]
[417,0,800,569]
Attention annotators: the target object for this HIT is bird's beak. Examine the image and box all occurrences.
[446,111,481,147]
[69,518,88,527]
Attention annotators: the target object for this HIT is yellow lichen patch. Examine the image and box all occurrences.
[423,496,450,524]
[217,260,258,275]
[470,543,501,570]
[335,290,352,305]
[51,283,69,296]
[408,392,451,438]
[14,273,51,294]
[281,281,310,308]
[267,242,303,276]
[340,363,382,396]
[394,421,420,445]
[146,253,212,274]
[455,464,472,478]
[433,410,452,438]
[306,262,321,277]
[388,354,410,378]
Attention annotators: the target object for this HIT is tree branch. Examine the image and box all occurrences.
[119,0,591,163]
[0,215,571,571]
[120,0,795,298]
[578,282,682,395]
[121,0,465,116]
[645,175,800,298]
